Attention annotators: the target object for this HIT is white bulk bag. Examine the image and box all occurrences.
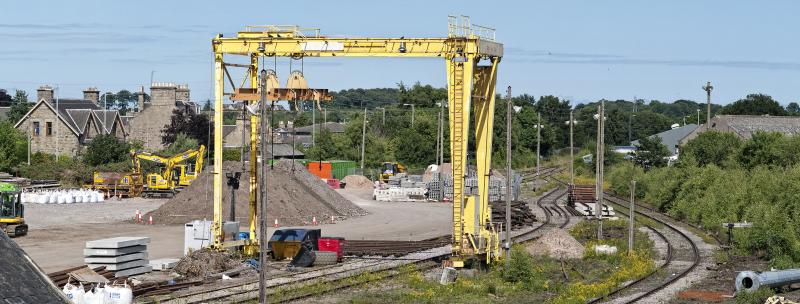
[105,281,133,304]
[96,191,105,203]
[62,281,85,304]
[84,284,105,304]
[36,193,47,204]
[48,193,57,204]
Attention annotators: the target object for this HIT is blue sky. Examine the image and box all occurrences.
[2,0,799,106]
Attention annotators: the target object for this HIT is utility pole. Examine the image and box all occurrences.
[312,105,315,146]
[629,180,636,254]
[536,112,541,178]
[569,110,574,185]
[435,111,441,166]
[697,109,700,125]
[595,101,605,240]
[628,97,633,142]
[324,108,327,126]
[257,69,269,304]
[27,135,31,165]
[439,100,445,165]
[360,108,367,169]
[505,86,513,266]
[382,107,386,126]
[411,104,415,127]
[703,81,713,127]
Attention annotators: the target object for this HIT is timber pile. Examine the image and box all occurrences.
[490,200,536,229]
[47,266,126,291]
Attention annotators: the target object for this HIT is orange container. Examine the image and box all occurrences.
[307,161,332,179]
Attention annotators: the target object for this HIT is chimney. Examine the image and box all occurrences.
[137,86,145,112]
[83,87,100,104]
[37,85,54,104]
[176,84,190,101]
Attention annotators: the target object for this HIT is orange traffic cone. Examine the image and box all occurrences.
[148,215,153,225]
[312,216,318,226]
[330,215,335,223]
[273,218,279,228]
[135,209,140,222]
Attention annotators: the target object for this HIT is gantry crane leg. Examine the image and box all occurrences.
[244,54,260,255]
[473,59,500,265]
[447,55,474,267]
[213,53,225,248]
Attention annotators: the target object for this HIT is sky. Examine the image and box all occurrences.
[2,0,799,106]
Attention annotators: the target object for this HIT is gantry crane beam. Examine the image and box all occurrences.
[211,22,503,267]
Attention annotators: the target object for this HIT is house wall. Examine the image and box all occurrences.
[126,83,184,151]
[17,105,80,156]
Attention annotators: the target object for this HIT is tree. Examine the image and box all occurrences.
[0,89,12,105]
[161,109,212,148]
[6,90,31,124]
[787,102,800,116]
[160,133,199,156]
[681,130,742,167]
[631,136,670,170]
[83,134,131,166]
[0,121,27,172]
[721,94,786,116]
[203,99,212,111]
[737,131,800,169]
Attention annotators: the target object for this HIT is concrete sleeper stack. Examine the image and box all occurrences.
[84,237,152,278]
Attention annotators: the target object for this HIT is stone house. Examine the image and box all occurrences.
[125,82,197,151]
[14,86,127,156]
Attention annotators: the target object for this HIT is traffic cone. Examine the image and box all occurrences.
[134,209,140,221]
[330,215,335,223]
[273,218,279,228]
[148,215,153,225]
[312,216,318,226]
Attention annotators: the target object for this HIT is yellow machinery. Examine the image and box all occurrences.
[210,17,502,267]
[379,162,407,183]
[88,151,144,198]
[134,145,206,198]
[0,182,27,237]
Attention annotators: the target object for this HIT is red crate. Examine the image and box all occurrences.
[318,237,345,262]
[324,178,340,189]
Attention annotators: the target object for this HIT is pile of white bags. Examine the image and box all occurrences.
[22,189,105,204]
[63,281,132,304]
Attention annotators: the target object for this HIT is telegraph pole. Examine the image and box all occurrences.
[360,108,367,169]
[439,101,445,165]
[569,110,574,185]
[536,112,541,178]
[697,109,700,125]
[312,105,316,146]
[599,100,606,239]
[382,107,386,126]
[435,111,441,166]
[703,81,713,126]
[258,69,269,304]
[505,86,513,266]
[629,180,636,254]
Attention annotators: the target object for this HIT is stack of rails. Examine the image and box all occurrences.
[343,238,451,257]
[489,200,537,229]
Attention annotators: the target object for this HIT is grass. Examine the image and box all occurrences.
[337,218,656,304]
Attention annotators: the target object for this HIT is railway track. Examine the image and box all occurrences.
[587,193,701,304]
[141,173,571,304]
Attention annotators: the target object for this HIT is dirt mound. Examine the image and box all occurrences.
[526,228,584,260]
[173,249,240,279]
[146,159,366,226]
[342,175,373,189]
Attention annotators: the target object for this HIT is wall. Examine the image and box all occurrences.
[17,104,80,156]
[126,83,185,151]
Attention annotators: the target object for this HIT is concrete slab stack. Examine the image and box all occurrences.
[84,237,152,278]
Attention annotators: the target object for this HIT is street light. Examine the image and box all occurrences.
[402,104,415,127]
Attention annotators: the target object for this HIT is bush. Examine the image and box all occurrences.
[84,134,131,166]
[0,121,27,172]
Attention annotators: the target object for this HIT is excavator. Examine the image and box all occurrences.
[134,145,206,198]
[0,182,27,237]
[379,162,407,183]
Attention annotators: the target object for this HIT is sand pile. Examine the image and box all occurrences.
[526,228,585,260]
[342,175,373,189]
[146,159,366,226]
[173,249,240,279]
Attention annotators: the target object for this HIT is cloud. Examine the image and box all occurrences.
[505,47,622,59]
[515,57,800,71]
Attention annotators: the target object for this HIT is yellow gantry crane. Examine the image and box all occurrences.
[211,17,503,267]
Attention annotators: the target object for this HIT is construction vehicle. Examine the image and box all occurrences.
[379,162,407,183]
[210,17,503,268]
[87,151,144,198]
[0,182,27,237]
[134,145,206,198]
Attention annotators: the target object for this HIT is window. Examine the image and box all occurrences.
[46,122,53,136]
[33,122,40,136]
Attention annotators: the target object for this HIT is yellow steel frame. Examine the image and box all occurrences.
[210,25,503,266]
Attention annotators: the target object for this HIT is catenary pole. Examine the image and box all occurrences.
[505,86,513,266]
[360,108,367,169]
[258,69,269,304]
[629,180,636,254]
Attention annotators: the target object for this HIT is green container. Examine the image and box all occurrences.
[329,160,358,180]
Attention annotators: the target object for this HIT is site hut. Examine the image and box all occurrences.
[13,86,127,157]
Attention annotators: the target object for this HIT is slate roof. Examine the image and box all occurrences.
[92,110,119,134]
[16,98,125,137]
[718,115,800,139]
[223,125,237,137]
[294,122,345,134]
[632,124,698,155]
[268,143,304,158]
[0,232,69,303]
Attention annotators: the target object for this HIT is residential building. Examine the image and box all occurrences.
[14,86,127,156]
[125,82,197,151]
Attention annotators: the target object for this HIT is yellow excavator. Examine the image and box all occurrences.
[0,182,27,237]
[379,162,406,183]
[134,145,206,198]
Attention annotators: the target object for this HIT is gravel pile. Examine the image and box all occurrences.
[526,228,584,260]
[342,175,373,189]
[146,159,366,226]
